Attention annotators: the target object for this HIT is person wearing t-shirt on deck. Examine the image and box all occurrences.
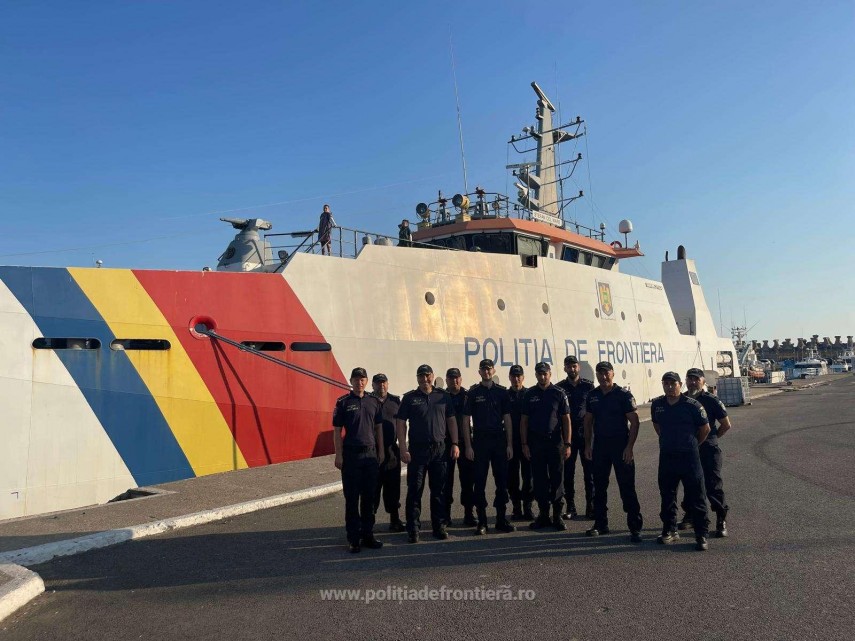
[583,361,644,542]
[650,371,711,551]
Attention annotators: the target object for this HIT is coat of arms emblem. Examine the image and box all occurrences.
[597,281,614,318]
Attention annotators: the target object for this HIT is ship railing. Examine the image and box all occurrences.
[265,225,457,270]
[195,326,352,391]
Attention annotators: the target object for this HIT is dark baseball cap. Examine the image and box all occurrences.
[662,371,682,383]
[534,362,551,373]
[564,355,579,365]
[479,358,495,369]
[595,361,614,372]
[509,365,524,376]
[686,368,705,379]
[446,367,461,378]
[372,373,388,383]
[416,364,433,375]
[350,367,368,379]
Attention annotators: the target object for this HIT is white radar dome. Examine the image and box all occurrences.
[618,219,633,234]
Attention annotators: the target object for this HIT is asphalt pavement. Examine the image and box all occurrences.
[2,377,853,641]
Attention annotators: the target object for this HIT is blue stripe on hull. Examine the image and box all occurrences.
[1,266,194,486]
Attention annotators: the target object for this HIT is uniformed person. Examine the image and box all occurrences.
[556,355,596,520]
[463,359,515,535]
[651,371,711,551]
[521,362,572,530]
[396,364,460,542]
[371,373,405,532]
[443,368,475,527]
[507,364,534,521]
[583,361,644,542]
[332,367,385,553]
[678,367,732,537]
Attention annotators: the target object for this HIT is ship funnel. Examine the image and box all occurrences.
[216,218,275,273]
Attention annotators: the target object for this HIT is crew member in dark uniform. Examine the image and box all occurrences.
[556,355,596,520]
[332,367,385,553]
[678,367,732,537]
[462,359,515,535]
[584,361,644,542]
[651,371,711,551]
[371,373,405,532]
[443,368,474,527]
[521,362,572,531]
[396,364,460,542]
[507,364,534,521]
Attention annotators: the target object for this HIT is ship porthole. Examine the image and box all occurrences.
[594,308,600,318]
[542,303,549,314]
[497,299,506,311]
[648,369,652,377]
[621,311,626,321]
[425,292,436,305]
[622,370,627,379]
[638,313,643,322]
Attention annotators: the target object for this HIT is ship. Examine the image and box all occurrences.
[0,83,738,520]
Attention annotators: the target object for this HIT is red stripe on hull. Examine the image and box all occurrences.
[133,270,341,464]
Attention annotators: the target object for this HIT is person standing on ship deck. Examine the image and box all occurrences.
[584,361,644,542]
[651,371,711,551]
[463,359,516,535]
[333,367,385,553]
[506,365,534,521]
[556,355,596,520]
[318,204,336,255]
[397,364,460,542]
[521,362,572,531]
[443,368,475,527]
[676,367,732,538]
[371,373,405,532]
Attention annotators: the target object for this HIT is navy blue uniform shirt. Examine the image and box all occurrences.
[507,386,527,431]
[372,392,401,451]
[521,384,570,437]
[465,382,510,436]
[585,385,637,439]
[447,388,469,444]
[686,391,728,443]
[651,395,709,453]
[556,377,595,434]
[332,392,382,449]
[396,387,454,445]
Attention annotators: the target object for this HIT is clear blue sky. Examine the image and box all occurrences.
[1,1,853,341]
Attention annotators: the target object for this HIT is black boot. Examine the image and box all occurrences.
[561,500,577,520]
[677,512,692,531]
[715,513,728,538]
[552,503,567,531]
[463,506,477,527]
[522,500,535,520]
[511,500,523,520]
[495,508,517,533]
[475,508,488,535]
[388,512,405,533]
[529,505,552,530]
[361,534,384,549]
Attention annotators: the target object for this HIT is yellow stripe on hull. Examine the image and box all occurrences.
[69,268,248,476]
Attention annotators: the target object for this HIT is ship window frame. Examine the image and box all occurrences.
[240,341,286,352]
[33,338,101,350]
[110,339,171,351]
[561,246,579,263]
[290,341,332,352]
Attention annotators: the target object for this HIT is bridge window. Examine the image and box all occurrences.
[516,235,542,258]
[290,342,332,352]
[33,338,101,350]
[561,246,579,262]
[111,339,171,351]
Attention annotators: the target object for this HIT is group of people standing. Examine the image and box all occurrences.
[332,355,731,554]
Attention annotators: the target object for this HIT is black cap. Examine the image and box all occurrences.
[479,358,495,369]
[686,368,705,379]
[372,373,388,383]
[662,371,682,383]
[509,365,524,376]
[564,355,579,365]
[350,367,368,379]
[595,361,614,372]
[416,364,433,375]
[534,362,551,373]
[446,367,461,378]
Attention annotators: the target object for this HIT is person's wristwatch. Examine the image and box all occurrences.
[564,441,572,447]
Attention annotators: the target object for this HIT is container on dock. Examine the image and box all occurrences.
[716,376,751,406]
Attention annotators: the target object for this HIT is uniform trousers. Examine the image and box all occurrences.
[592,435,643,532]
[529,433,564,514]
[681,440,728,518]
[405,441,448,533]
[341,449,379,545]
[564,432,594,508]
[660,450,709,536]
[508,436,533,504]
[473,432,509,514]
[374,444,401,516]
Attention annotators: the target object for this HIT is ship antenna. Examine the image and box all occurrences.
[449,29,469,194]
